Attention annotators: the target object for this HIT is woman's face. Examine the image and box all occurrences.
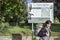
[47,22,51,28]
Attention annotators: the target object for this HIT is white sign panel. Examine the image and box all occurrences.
[27,3,54,23]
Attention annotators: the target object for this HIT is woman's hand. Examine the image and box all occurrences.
[46,33,49,36]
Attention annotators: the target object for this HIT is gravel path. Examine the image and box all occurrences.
[0,36,60,40]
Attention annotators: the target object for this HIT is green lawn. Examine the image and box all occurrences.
[51,24,60,36]
[51,32,60,36]
[0,23,60,36]
[8,26,32,36]
[0,23,32,36]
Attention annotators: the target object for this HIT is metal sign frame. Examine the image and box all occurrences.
[27,3,54,23]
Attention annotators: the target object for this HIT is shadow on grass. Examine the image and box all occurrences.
[12,34,22,40]
[51,24,60,32]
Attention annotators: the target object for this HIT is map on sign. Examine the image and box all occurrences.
[41,7,50,17]
[31,9,41,17]
[27,3,54,23]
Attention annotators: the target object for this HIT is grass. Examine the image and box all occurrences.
[51,24,60,32]
[51,32,60,36]
[0,22,32,36]
[51,24,60,36]
[8,26,32,36]
[0,22,60,36]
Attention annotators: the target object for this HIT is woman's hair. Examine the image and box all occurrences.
[42,20,52,28]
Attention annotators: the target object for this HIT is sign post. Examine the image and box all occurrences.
[32,23,34,40]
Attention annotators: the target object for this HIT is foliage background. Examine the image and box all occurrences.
[0,0,60,36]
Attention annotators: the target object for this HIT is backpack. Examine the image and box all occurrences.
[37,28,47,37]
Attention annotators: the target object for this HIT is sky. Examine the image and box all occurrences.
[26,0,32,3]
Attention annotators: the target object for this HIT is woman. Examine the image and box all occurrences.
[40,20,52,40]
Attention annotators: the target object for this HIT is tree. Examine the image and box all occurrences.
[1,0,27,25]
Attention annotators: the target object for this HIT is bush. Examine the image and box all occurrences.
[0,22,10,33]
